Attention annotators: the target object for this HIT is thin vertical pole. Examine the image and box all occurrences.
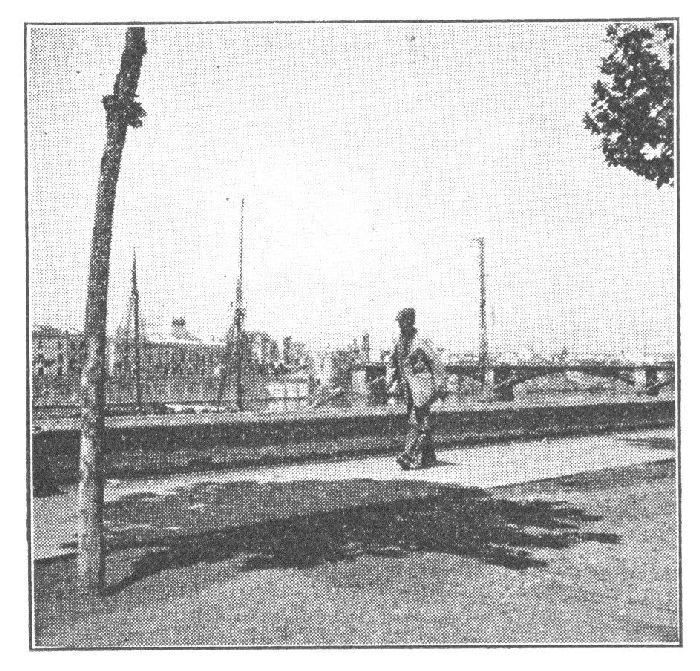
[473,237,488,367]
[216,197,246,411]
[132,251,143,411]
[235,197,245,412]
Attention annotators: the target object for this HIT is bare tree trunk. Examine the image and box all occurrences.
[78,27,147,593]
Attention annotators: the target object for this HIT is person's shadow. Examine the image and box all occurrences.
[97,477,620,595]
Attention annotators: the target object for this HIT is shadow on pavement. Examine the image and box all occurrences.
[622,436,676,451]
[99,478,620,595]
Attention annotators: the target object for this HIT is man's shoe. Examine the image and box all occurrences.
[396,455,412,470]
[421,447,437,468]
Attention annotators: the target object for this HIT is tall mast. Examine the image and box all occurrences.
[216,196,247,411]
[236,197,244,314]
[132,250,143,411]
[234,197,245,411]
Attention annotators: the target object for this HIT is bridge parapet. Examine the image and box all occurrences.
[351,362,675,403]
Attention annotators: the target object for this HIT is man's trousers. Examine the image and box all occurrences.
[399,403,436,469]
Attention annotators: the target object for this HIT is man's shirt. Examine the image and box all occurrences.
[388,330,446,408]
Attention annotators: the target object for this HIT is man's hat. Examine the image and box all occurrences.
[396,307,415,324]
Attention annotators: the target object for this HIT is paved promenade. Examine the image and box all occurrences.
[32,427,674,561]
[33,425,678,646]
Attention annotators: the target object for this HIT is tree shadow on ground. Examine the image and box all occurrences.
[102,478,620,595]
[622,436,675,451]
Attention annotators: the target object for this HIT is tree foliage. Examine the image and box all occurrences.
[584,23,674,188]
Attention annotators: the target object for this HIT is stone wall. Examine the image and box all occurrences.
[32,399,674,488]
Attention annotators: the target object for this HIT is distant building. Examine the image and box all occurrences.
[32,325,83,378]
[247,331,280,371]
[170,317,198,341]
[282,336,309,368]
[362,333,370,362]
[314,348,354,390]
[111,317,222,379]
[34,318,283,388]
[33,318,282,407]
[349,338,361,363]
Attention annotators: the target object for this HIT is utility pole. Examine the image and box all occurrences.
[472,237,488,367]
[132,251,143,412]
[78,27,146,593]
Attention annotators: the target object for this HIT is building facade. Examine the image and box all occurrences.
[32,325,84,379]
[32,320,285,408]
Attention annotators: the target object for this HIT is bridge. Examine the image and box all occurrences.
[355,361,676,402]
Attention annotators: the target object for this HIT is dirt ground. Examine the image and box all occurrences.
[32,458,679,647]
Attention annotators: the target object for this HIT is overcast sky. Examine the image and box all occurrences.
[27,22,676,357]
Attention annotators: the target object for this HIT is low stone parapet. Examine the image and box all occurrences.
[32,398,674,488]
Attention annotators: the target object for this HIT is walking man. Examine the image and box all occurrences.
[387,308,447,470]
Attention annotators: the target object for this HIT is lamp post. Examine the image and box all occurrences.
[471,237,488,368]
